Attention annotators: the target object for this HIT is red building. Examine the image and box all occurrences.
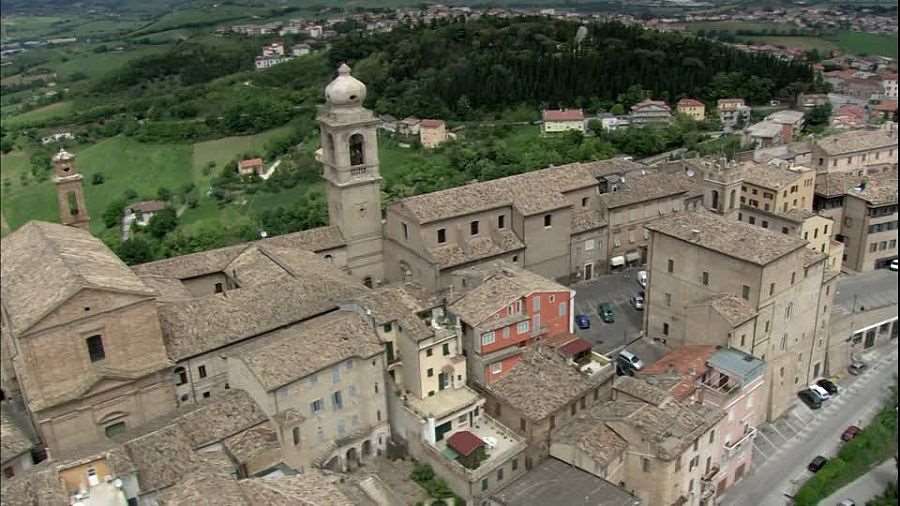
[448,262,574,385]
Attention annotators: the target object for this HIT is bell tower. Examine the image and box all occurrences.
[318,64,384,285]
[702,157,743,221]
[53,149,91,230]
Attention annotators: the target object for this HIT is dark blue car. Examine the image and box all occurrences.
[575,314,591,329]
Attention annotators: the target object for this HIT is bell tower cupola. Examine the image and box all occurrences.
[53,149,91,230]
[318,63,384,285]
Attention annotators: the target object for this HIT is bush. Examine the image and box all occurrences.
[91,173,105,185]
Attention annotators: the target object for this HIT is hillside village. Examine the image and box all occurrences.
[0,59,897,506]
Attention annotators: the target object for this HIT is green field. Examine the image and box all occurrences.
[191,126,292,180]
[828,31,899,59]
[52,45,171,81]
[2,101,74,127]
[737,35,837,52]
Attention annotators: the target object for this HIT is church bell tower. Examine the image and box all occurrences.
[53,149,91,230]
[318,64,384,285]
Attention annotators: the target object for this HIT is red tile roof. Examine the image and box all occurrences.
[640,345,716,400]
[559,337,592,357]
[542,109,584,122]
[447,431,484,456]
[677,98,705,108]
[874,100,897,112]
[420,119,446,129]
[239,158,264,169]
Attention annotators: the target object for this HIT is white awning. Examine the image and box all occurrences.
[625,251,641,262]
[610,256,626,267]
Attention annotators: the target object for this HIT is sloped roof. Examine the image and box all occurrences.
[709,294,758,326]
[815,129,898,156]
[222,422,280,466]
[0,462,68,506]
[553,418,628,468]
[645,210,806,266]
[542,109,584,121]
[485,348,601,421]
[448,262,568,326]
[677,98,705,108]
[597,171,694,209]
[235,311,383,391]
[1,222,155,336]
[447,430,485,457]
[1,406,34,464]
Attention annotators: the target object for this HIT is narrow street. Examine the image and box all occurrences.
[720,342,899,506]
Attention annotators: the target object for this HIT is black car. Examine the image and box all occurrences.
[798,389,822,409]
[808,456,828,473]
[816,378,839,396]
[616,361,636,377]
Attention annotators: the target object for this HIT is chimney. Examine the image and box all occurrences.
[781,123,794,144]
[691,229,701,241]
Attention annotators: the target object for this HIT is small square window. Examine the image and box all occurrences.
[544,214,552,228]
[498,215,505,229]
[437,228,446,244]
[470,221,479,235]
[86,335,105,362]
[426,348,433,357]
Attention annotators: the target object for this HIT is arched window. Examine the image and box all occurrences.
[363,276,373,288]
[710,190,720,211]
[174,367,188,386]
[349,133,365,166]
[729,189,737,209]
[67,192,80,215]
[292,427,301,446]
[327,133,336,163]
[324,254,334,263]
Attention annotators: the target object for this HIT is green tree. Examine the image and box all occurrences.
[146,208,178,239]
[610,103,625,116]
[157,186,173,201]
[102,199,127,229]
[805,103,833,129]
[117,237,155,265]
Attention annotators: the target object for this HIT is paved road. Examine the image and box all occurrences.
[821,459,897,506]
[835,269,899,312]
[720,342,899,506]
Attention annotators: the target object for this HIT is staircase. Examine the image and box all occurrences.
[357,475,405,506]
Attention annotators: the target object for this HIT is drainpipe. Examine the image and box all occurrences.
[569,289,576,334]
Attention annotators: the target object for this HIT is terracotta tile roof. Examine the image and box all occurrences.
[393,162,596,224]
[448,262,568,326]
[613,376,670,406]
[173,389,269,448]
[553,417,628,467]
[734,160,806,190]
[222,422,281,467]
[236,472,356,505]
[815,170,899,205]
[485,348,602,421]
[123,423,203,493]
[347,287,435,341]
[234,311,383,392]
[159,470,245,506]
[419,119,446,128]
[645,210,807,265]
[874,100,897,112]
[815,129,898,156]
[239,158,264,169]
[1,406,34,464]
[1,221,156,336]
[128,200,167,213]
[631,99,671,112]
[677,98,705,108]
[717,98,746,108]
[258,225,346,252]
[559,337,592,357]
[447,430,485,456]
[709,294,758,326]
[542,109,585,121]
[155,252,366,361]
[571,207,608,233]
[640,346,715,400]
[0,462,68,506]
[598,171,694,209]
[429,229,525,269]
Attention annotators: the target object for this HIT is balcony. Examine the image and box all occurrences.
[724,426,757,459]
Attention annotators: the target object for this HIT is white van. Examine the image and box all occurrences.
[636,270,648,288]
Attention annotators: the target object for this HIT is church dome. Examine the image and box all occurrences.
[324,63,366,107]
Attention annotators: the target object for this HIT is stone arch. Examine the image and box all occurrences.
[349,133,365,166]
[729,189,737,209]
[362,439,372,457]
[710,190,720,211]
[174,366,188,386]
[346,447,359,470]
[324,456,341,472]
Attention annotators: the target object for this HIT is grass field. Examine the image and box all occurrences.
[2,101,74,127]
[52,45,171,80]
[191,126,292,181]
[828,31,899,59]
[0,149,59,235]
[736,35,837,51]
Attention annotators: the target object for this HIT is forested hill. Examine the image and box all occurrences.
[331,17,820,120]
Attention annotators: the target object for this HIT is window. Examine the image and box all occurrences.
[584,239,595,251]
[292,427,300,446]
[374,382,379,394]
[3,467,14,479]
[740,334,746,347]
[512,255,518,263]
[105,422,126,438]
[333,391,343,409]
[594,388,600,401]
[549,416,556,430]
[742,285,751,300]
[782,227,789,234]
[332,367,341,384]
[642,458,650,472]
[214,282,224,293]
[426,348,433,357]
[482,332,495,346]
[663,323,669,336]
[175,367,187,386]
[470,221,479,236]
[702,271,709,286]
[582,197,588,207]
[544,214,552,228]
[709,430,715,444]
[402,222,409,240]
[516,321,530,333]
[665,293,671,307]
[748,216,756,225]
[667,259,674,273]
[580,396,586,409]
[559,302,567,317]
[762,220,769,229]
[482,479,488,492]
[785,303,793,320]
[512,458,518,471]
[532,296,541,311]
[311,399,324,414]
[198,365,207,378]
[791,272,796,285]
[349,133,365,165]
[764,321,770,333]
[437,228,446,244]
[497,468,504,481]
[427,368,434,377]
[769,283,775,296]
[498,215,505,230]
[86,335,105,362]
[570,403,576,416]
[491,362,502,375]
[520,418,527,431]
[443,343,450,356]
[780,334,787,351]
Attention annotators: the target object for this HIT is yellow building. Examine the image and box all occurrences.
[676,98,706,121]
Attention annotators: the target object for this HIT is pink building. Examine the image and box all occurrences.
[641,346,766,497]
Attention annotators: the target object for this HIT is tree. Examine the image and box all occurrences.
[91,173,105,185]
[102,199,127,229]
[157,187,173,201]
[117,237,155,265]
[610,103,626,116]
[805,103,833,129]
[146,208,178,239]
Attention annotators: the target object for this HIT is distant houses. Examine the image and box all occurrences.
[238,158,266,177]
[676,98,705,121]
[629,99,672,125]
[419,119,449,148]
[121,200,168,240]
[541,108,586,134]
[41,132,74,145]
[717,98,752,130]
[254,41,295,71]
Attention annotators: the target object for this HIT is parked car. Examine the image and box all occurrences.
[891,259,898,271]
[617,350,644,371]
[598,303,616,323]
[630,294,645,311]
[575,314,591,330]
[841,425,861,442]
[837,500,856,506]
[807,456,828,473]
[637,270,648,288]
[798,389,822,409]
[816,378,838,396]
[848,360,868,375]
[615,361,636,377]
[809,384,832,401]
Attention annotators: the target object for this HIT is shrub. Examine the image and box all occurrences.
[91,173,105,185]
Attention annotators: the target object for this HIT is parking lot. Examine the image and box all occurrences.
[572,268,669,365]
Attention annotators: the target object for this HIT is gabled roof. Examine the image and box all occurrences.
[447,430,484,456]
[542,109,584,121]
[1,221,156,336]
[419,119,446,128]
[677,98,705,108]
[448,262,568,326]
[815,129,898,156]
[709,294,758,326]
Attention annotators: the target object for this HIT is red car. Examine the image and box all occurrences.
[841,425,861,441]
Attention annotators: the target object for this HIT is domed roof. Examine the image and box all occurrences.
[324,63,366,107]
